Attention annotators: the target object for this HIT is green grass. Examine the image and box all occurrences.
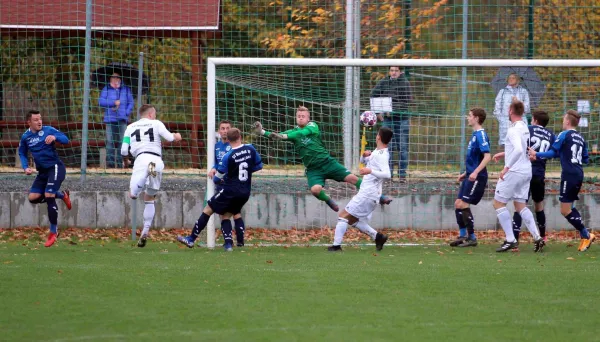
[1,242,598,342]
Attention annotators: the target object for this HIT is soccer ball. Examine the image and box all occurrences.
[360,111,377,127]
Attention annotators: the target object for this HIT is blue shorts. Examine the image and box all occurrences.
[457,175,487,205]
[208,187,250,215]
[30,163,66,195]
[559,177,582,203]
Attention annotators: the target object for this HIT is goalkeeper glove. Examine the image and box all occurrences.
[252,121,265,136]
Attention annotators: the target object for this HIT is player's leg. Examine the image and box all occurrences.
[398,119,410,179]
[177,204,216,248]
[346,196,387,250]
[342,170,391,205]
[530,176,546,240]
[307,169,338,212]
[129,156,152,199]
[220,212,234,251]
[451,180,469,246]
[493,174,518,252]
[559,179,594,251]
[328,209,357,252]
[232,213,245,247]
[43,164,66,247]
[28,173,47,204]
[514,200,544,252]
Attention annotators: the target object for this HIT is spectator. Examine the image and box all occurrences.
[99,72,134,168]
[370,66,413,182]
[493,72,530,146]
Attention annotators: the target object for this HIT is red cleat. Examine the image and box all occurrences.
[44,232,58,248]
[62,190,72,210]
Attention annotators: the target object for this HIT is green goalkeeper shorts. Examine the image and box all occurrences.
[305,158,352,188]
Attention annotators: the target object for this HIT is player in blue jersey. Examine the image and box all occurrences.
[511,110,555,243]
[529,110,594,251]
[18,110,72,247]
[207,120,246,246]
[449,108,491,247]
[178,128,263,251]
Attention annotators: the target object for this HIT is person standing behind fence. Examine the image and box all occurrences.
[99,72,134,168]
[370,66,413,182]
[493,73,530,146]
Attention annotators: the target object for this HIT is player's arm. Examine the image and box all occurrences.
[582,141,590,165]
[360,150,372,164]
[532,131,563,160]
[47,127,69,144]
[470,132,492,179]
[213,152,231,184]
[251,147,264,173]
[121,129,131,157]
[18,135,30,171]
[252,121,294,140]
[470,153,491,180]
[157,121,182,142]
[285,122,318,140]
[361,153,391,179]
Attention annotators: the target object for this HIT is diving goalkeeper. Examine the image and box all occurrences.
[253,106,391,212]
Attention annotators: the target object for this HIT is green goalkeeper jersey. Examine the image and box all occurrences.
[280,122,332,170]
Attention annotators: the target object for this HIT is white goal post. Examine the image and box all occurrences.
[205,58,600,248]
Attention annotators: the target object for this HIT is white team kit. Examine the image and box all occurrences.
[121,118,176,197]
[345,148,391,221]
[495,120,532,203]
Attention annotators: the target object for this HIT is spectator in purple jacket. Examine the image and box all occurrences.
[99,72,134,168]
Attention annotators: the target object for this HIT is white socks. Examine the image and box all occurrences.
[519,207,541,240]
[496,207,515,242]
[333,218,349,246]
[355,221,378,240]
[142,201,155,236]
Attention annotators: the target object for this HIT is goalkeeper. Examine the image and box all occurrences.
[253,106,391,212]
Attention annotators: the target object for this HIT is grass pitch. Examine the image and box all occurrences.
[1,241,598,342]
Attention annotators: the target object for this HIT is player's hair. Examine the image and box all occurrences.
[26,110,41,120]
[509,99,524,117]
[297,106,309,113]
[227,127,241,142]
[378,126,393,144]
[219,120,232,128]
[139,104,155,117]
[565,109,581,126]
[532,110,550,127]
[470,107,486,124]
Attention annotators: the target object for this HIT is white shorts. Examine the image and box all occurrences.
[494,171,531,203]
[345,195,378,222]
[130,154,164,196]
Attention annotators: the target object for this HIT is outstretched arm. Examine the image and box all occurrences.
[18,136,29,170]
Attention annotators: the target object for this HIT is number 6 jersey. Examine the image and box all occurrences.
[121,118,175,157]
[216,144,263,193]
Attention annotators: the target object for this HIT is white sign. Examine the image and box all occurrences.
[579,117,589,127]
[577,100,590,114]
[370,97,393,113]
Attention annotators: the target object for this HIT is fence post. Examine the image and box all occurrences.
[80,0,93,184]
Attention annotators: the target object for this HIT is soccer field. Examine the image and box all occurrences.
[1,242,598,342]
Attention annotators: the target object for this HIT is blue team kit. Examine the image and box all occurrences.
[458,129,490,205]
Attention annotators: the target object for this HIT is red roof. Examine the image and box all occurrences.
[0,0,220,30]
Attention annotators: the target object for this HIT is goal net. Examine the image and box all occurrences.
[205,58,600,247]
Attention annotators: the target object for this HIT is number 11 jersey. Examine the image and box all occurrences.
[122,118,175,157]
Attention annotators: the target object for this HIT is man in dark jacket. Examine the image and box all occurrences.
[370,66,413,181]
[99,72,134,168]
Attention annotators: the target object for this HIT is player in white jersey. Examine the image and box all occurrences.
[120,104,182,247]
[491,100,543,253]
[328,127,393,252]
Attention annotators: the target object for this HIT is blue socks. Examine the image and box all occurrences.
[221,219,233,244]
[455,209,466,237]
[512,212,522,241]
[234,217,245,245]
[565,208,589,239]
[190,213,210,241]
[46,198,58,234]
